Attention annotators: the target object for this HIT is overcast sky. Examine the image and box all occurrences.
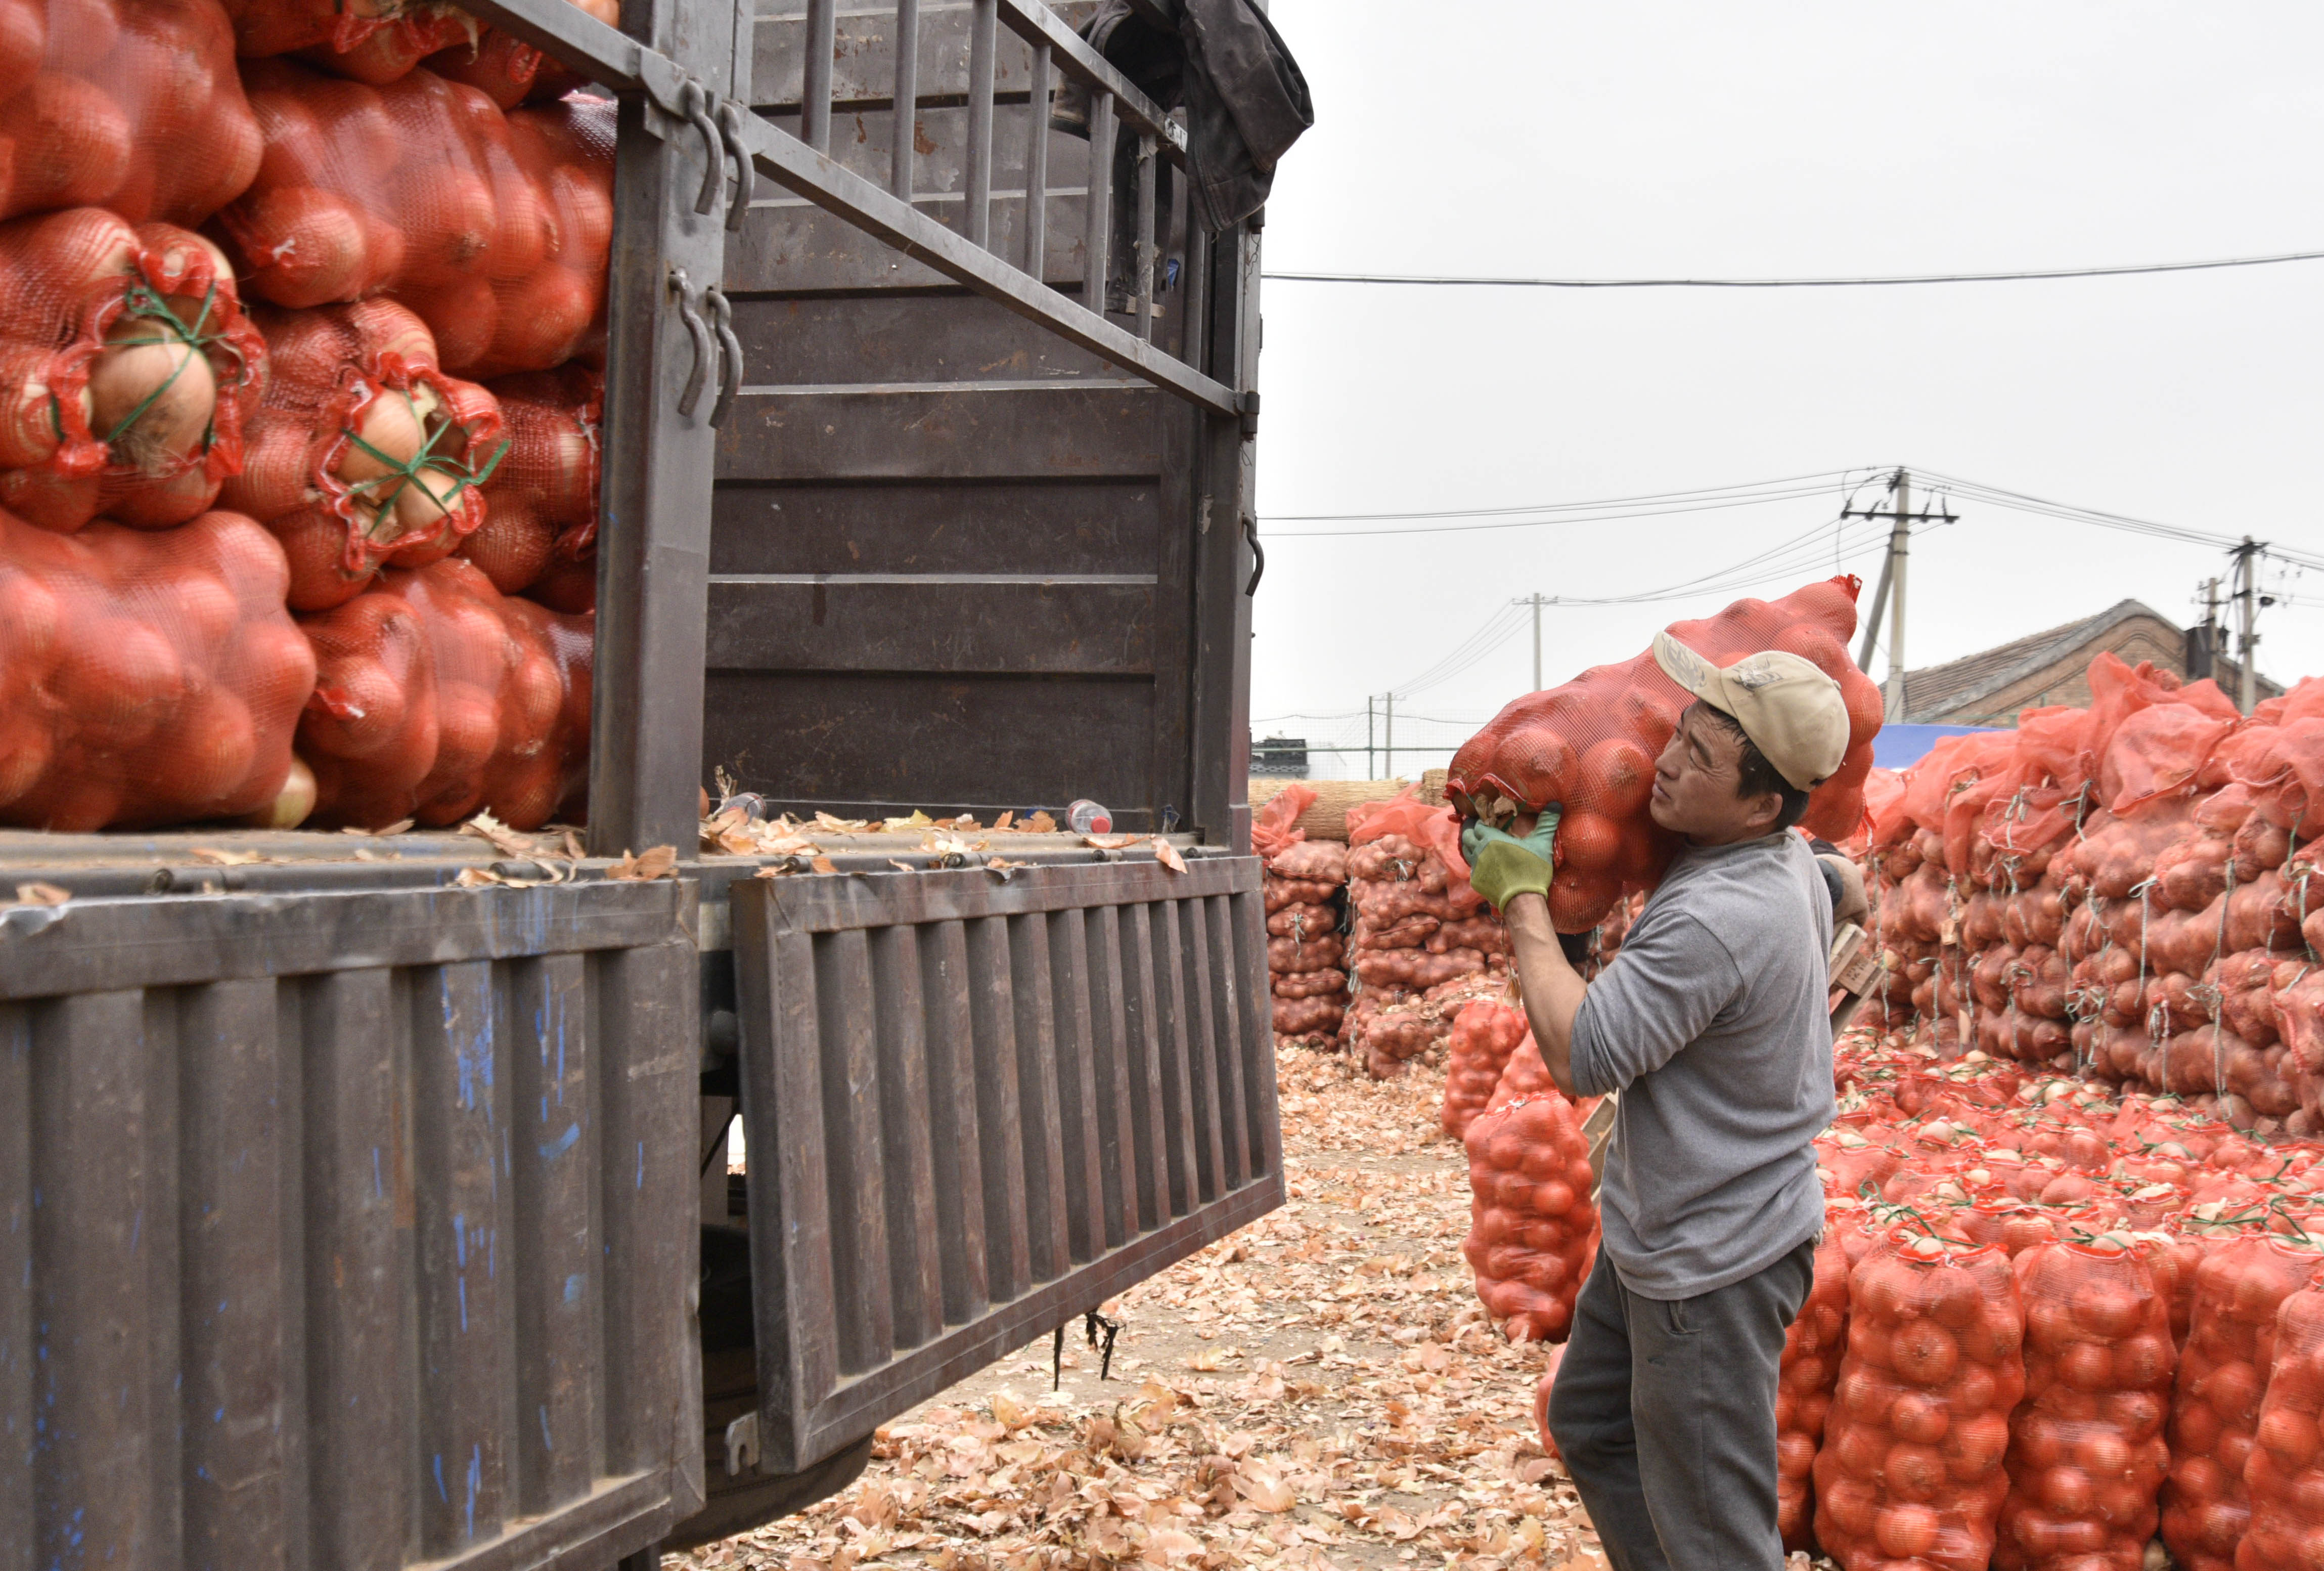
[1246,2,2324,776]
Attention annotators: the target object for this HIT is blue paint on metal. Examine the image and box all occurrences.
[213,1407,224,1423]
[488,1228,495,1281]
[466,1444,481,1541]
[563,1273,583,1304]
[539,1403,553,1451]
[637,1140,645,1189]
[433,1451,447,1501]
[540,1123,580,1161]
[127,1210,138,1256]
[455,1213,467,1268]
[373,1147,383,1200]
[458,1276,468,1334]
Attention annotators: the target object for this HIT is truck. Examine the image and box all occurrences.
[0,1,1286,1564]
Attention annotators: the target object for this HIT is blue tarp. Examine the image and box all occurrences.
[1873,723,2002,771]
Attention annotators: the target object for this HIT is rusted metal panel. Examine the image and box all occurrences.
[730,858,1282,1472]
[705,577,1156,675]
[700,671,1161,825]
[717,384,1163,482]
[0,882,699,1571]
[710,478,1160,578]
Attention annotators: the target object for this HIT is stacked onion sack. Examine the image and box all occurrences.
[1756,1021,2324,1567]
[219,0,618,103]
[1251,784,1351,1044]
[1447,576,1883,934]
[1859,653,2324,1136]
[216,58,614,379]
[0,0,318,834]
[1339,790,1511,1078]
[1447,998,1600,1346]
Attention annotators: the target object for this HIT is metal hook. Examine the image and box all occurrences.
[718,100,755,233]
[1241,512,1265,596]
[682,81,726,216]
[669,267,713,419]
[705,286,743,429]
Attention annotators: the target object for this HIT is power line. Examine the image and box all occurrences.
[1264,483,1864,539]
[1263,469,1865,522]
[1263,248,2324,290]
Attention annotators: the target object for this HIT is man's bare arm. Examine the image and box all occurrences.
[1504,891,1587,1097]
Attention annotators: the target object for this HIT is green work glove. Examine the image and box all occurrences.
[1461,809,1562,914]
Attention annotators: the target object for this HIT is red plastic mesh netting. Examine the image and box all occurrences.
[0,0,261,228]
[216,62,614,377]
[1447,577,1883,932]
[1461,1089,1600,1344]
[1811,1230,2027,1571]
[2242,1278,2324,1571]
[219,300,506,613]
[0,506,314,830]
[1991,1236,2176,1571]
[456,362,600,613]
[0,208,265,534]
[425,0,622,107]
[297,556,590,831]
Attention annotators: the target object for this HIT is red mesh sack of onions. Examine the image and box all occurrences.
[1442,998,1529,1140]
[0,209,265,534]
[1461,1090,1599,1344]
[220,0,461,84]
[1811,1229,2026,1571]
[2159,1231,2324,1571]
[1991,1233,2176,1571]
[1779,1224,1858,1553]
[425,0,621,107]
[0,0,261,228]
[2242,1277,2324,1571]
[219,300,506,613]
[216,62,613,378]
[455,362,600,612]
[0,506,314,830]
[297,556,590,830]
[1447,576,1884,932]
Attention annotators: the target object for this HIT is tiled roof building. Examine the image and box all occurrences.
[1896,599,2278,724]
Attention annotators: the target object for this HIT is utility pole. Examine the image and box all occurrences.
[2188,577,2222,681]
[1512,594,1549,690]
[1844,468,1957,722]
[1365,696,1375,778]
[2232,538,2264,713]
[1383,692,1395,778]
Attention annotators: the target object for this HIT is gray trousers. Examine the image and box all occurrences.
[1545,1236,1816,1571]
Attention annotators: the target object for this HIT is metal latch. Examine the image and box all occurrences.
[724,1411,759,1477]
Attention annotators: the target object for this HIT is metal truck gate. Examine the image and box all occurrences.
[0,878,700,1571]
[727,856,1280,1472]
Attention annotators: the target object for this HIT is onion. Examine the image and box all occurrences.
[338,389,424,486]
[87,315,218,473]
[245,756,317,829]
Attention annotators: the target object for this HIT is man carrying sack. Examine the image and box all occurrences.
[1459,633,1851,1571]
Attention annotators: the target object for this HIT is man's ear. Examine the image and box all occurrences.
[1744,791,1783,832]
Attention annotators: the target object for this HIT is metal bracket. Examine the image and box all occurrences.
[681,81,725,215]
[717,100,755,232]
[1241,514,1264,596]
[1238,388,1261,439]
[724,1411,760,1477]
[669,267,716,420]
[705,285,744,429]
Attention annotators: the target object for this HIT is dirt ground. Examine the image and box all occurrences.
[671,1043,1615,1571]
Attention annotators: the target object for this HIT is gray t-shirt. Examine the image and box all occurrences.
[1570,830,1835,1300]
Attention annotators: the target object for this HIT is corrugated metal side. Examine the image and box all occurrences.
[0,881,702,1571]
[731,856,1281,1472]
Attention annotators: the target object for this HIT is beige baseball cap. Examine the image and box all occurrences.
[1651,632,1851,791]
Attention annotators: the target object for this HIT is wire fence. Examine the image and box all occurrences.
[1250,710,1493,782]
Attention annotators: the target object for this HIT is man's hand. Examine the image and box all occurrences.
[1816,853,1869,928]
[1461,808,1562,914]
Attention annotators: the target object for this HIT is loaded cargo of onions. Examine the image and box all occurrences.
[0,208,266,534]
[215,61,613,379]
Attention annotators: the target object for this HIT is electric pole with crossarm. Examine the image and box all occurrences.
[1846,468,1957,722]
